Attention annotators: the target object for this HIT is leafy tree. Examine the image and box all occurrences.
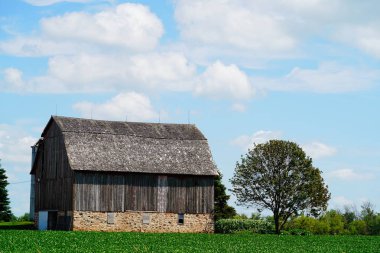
[360,201,380,235]
[286,215,330,235]
[214,174,236,221]
[0,161,12,222]
[321,210,345,235]
[230,140,330,234]
[348,220,367,235]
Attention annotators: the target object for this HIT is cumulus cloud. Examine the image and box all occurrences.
[328,169,374,181]
[254,62,380,93]
[0,123,38,216]
[302,142,337,159]
[175,0,295,52]
[40,3,163,51]
[194,61,254,100]
[336,25,380,59]
[73,92,159,122]
[24,0,90,6]
[0,3,163,56]
[2,68,25,90]
[0,52,196,93]
[173,0,380,61]
[231,130,282,151]
[0,124,36,166]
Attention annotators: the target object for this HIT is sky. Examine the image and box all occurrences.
[0,0,380,216]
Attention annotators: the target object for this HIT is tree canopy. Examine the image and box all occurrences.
[214,174,236,221]
[0,160,12,222]
[230,140,330,234]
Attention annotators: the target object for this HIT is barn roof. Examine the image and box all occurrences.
[38,116,219,176]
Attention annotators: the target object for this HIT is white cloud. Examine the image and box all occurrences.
[231,130,282,151]
[2,68,25,90]
[173,0,297,65]
[1,52,196,93]
[73,92,159,122]
[328,169,374,181]
[254,62,380,93]
[0,124,36,165]
[231,103,246,112]
[24,0,90,6]
[40,3,163,51]
[173,0,380,62]
[175,0,295,54]
[331,196,354,208]
[302,142,336,159]
[129,53,196,91]
[0,3,163,56]
[0,123,38,216]
[0,36,90,57]
[336,25,380,59]
[194,61,254,100]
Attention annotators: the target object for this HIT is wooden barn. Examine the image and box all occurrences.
[30,116,218,232]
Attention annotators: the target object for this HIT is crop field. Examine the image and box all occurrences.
[0,230,380,253]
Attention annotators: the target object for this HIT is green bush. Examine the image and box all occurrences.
[215,219,274,234]
[286,215,330,235]
[348,220,367,235]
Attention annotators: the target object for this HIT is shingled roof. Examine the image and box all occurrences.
[42,116,219,176]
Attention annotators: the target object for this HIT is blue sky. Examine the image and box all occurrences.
[1,0,380,216]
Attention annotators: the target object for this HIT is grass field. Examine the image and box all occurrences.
[0,230,380,253]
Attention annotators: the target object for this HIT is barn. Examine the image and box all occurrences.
[30,116,218,233]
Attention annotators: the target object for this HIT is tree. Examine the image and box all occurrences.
[360,201,380,235]
[230,140,330,234]
[0,161,12,222]
[214,174,236,221]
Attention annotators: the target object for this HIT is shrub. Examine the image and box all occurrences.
[215,219,274,234]
[285,215,330,235]
[348,220,367,235]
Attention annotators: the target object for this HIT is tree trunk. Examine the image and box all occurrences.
[274,212,280,234]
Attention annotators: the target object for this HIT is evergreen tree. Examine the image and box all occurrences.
[214,174,236,221]
[0,161,12,222]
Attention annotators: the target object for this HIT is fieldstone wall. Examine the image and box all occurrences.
[73,211,214,233]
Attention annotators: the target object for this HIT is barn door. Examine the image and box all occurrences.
[38,211,48,230]
[48,211,58,230]
[157,176,168,212]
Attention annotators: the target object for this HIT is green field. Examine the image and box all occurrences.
[1,231,380,253]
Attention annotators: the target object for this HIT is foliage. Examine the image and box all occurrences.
[231,140,330,234]
[321,210,345,235]
[214,174,236,221]
[215,219,273,234]
[361,202,380,235]
[0,221,34,230]
[1,231,380,253]
[11,213,30,222]
[0,161,12,222]
[285,215,330,235]
[284,203,380,235]
[233,213,249,220]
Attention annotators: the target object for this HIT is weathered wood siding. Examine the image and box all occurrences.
[34,121,73,212]
[74,172,214,214]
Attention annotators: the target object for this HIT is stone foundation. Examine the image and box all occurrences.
[73,211,214,233]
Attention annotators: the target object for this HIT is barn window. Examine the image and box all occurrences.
[142,213,150,224]
[178,213,184,225]
[107,212,115,224]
